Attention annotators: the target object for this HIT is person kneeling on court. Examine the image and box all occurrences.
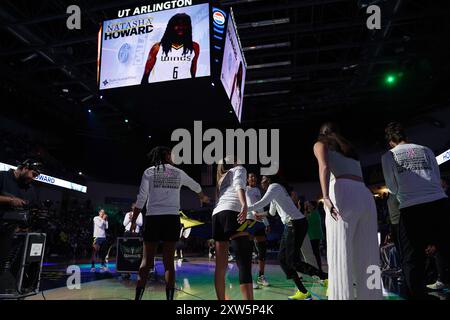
[131,146,210,301]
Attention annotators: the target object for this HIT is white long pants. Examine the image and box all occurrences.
[326,179,382,300]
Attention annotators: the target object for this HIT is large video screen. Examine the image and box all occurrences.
[99,3,210,90]
[220,12,247,123]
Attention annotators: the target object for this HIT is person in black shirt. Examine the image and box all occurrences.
[0,160,41,294]
[0,160,40,210]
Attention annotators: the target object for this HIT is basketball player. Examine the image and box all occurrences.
[131,146,210,301]
[249,175,323,300]
[213,156,253,300]
[91,209,109,272]
[141,13,200,84]
[246,173,270,288]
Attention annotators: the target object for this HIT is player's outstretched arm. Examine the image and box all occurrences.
[141,43,160,85]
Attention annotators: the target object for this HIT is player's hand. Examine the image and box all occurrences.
[199,194,210,205]
[103,214,108,221]
[10,197,27,208]
[131,222,137,233]
[238,205,248,224]
[324,198,339,221]
[254,213,264,222]
[128,213,133,220]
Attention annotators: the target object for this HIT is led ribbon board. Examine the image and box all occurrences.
[0,162,87,193]
[436,148,450,165]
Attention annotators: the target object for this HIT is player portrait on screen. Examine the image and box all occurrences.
[230,61,244,119]
[141,13,200,84]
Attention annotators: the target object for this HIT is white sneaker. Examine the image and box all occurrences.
[253,282,260,289]
[427,281,446,291]
[257,275,270,287]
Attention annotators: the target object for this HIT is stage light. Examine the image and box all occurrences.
[384,73,401,86]
[211,82,215,87]
[100,95,103,100]
[125,119,129,123]
[88,109,92,113]
[78,172,83,176]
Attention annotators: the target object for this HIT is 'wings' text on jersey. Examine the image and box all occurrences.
[149,44,194,82]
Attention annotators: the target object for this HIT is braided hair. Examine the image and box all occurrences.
[160,13,194,57]
[147,146,172,171]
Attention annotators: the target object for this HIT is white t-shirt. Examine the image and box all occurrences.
[123,212,144,233]
[247,183,305,225]
[213,166,247,215]
[381,143,447,209]
[148,44,193,83]
[135,164,202,216]
[246,186,269,226]
[93,216,108,238]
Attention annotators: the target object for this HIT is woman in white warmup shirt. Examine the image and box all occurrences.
[131,146,210,300]
[212,157,253,300]
[248,175,322,300]
[313,122,382,300]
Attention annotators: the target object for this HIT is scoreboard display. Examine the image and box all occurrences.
[220,10,247,123]
[99,2,210,89]
[97,1,246,123]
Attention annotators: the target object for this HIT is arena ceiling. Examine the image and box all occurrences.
[1,0,449,183]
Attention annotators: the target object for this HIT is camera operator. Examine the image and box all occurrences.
[0,160,42,293]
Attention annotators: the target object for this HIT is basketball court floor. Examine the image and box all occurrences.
[25,256,414,301]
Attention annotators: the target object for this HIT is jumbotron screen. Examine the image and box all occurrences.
[99,3,211,90]
[220,12,247,123]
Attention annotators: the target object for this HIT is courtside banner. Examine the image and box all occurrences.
[0,162,87,193]
[99,2,210,90]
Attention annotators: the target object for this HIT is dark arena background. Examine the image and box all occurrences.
[1,0,450,314]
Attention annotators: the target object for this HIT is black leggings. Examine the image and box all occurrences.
[278,219,321,279]
[399,198,450,299]
[231,236,253,284]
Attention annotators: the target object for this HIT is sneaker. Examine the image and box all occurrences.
[427,281,446,291]
[257,275,270,287]
[288,290,312,300]
[253,282,260,289]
